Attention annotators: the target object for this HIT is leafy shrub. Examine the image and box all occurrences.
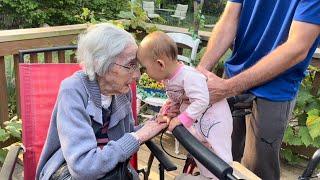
[282,66,320,164]
[0,116,22,163]
[0,0,129,29]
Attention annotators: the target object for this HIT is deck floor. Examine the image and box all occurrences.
[137,133,304,180]
[9,133,304,180]
[137,132,188,180]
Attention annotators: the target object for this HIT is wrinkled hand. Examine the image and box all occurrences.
[156,115,170,125]
[197,67,234,104]
[135,120,168,143]
[168,117,182,132]
[160,100,180,118]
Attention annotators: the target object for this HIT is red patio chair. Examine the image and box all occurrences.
[0,46,176,180]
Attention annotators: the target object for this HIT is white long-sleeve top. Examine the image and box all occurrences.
[163,64,210,127]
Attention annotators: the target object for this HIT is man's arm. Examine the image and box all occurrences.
[198,2,242,71]
[226,21,320,97]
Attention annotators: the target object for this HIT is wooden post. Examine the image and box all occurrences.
[58,51,65,63]
[30,53,38,63]
[44,52,53,63]
[70,53,77,63]
[0,56,8,127]
[13,55,20,119]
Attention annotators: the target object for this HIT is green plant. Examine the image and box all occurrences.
[85,0,130,21]
[117,1,162,39]
[139,73,165,90]
[189,3,205,39]
[189,14,206,39]
[155,0,162,9]
[4,57,17,119]
[0,0,46,29]
[0,116,22,163]
[75,8,97,23]
[0,0,130,29]
[194,47,231,76]
[282,66,320,164]
[137,88,167,99]
[209,0,227,17]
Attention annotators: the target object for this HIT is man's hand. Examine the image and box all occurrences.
[197,67,238,103]
[135,120,168,143]
[168,117,182,132]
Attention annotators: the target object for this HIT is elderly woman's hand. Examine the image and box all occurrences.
[156,115,170,125]
[134,120,168,143]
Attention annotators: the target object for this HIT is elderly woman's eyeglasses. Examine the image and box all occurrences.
[114,63,139,73]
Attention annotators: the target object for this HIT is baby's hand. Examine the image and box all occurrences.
[168,117,182,132]
[160,101,180,118]
[156,115,170,125]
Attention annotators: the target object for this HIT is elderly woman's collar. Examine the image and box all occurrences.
[76,71,131,126]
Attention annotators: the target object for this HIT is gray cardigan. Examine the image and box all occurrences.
[36,71,140,180]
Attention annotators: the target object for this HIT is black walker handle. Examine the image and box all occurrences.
[172,125,238,180]
[299,148,320,180]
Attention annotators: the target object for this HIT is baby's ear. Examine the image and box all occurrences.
[156,59,166,69]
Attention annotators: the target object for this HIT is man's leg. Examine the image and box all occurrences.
[241,98,295,180]
[232,114,246,162]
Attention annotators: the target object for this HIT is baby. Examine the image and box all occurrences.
[137,31,233,179]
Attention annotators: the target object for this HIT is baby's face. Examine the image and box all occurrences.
[137,48,166,82]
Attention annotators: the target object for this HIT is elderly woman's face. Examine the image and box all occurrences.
[99,44,140,95]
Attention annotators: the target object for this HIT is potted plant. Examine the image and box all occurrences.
[138,73,166,99]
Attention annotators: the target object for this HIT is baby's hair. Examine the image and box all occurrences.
[141,31,178,61]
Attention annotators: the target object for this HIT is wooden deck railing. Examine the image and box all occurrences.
[0,24,89,128]
[0,23,319,148]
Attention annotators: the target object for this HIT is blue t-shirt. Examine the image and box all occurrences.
[225,0,320,101]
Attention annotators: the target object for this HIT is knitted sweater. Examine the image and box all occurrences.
[36,71,139,180]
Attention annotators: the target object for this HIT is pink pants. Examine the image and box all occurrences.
[186,99,233,179]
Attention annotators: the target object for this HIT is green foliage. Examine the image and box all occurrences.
[75,8,97,24]
[298,126,314,147]
[0,0,45,29]
[306,109,320,140]
[281,148,302,165]
[0,116,22,163]
[284,127,302,146]
[155,0,163,9]
[282,66,320,163]
[137,88,167,99]
[139,73,165,90]
[4,57,17,119]
[85,0,129,21]
[0,0,129,29]
[117,2,159,40]
[189,5,206,39]
[207,0,227,17]
[194,47,231,77]
[138,73,166,99]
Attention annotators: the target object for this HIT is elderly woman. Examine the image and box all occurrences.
[36,23,168,180]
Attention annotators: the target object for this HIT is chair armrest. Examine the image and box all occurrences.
[0,145,23,180]
[145,140,177,171]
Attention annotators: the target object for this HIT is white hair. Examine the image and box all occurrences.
[77,23,136,81]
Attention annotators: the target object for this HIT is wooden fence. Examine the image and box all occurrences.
[0,23,319,148]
